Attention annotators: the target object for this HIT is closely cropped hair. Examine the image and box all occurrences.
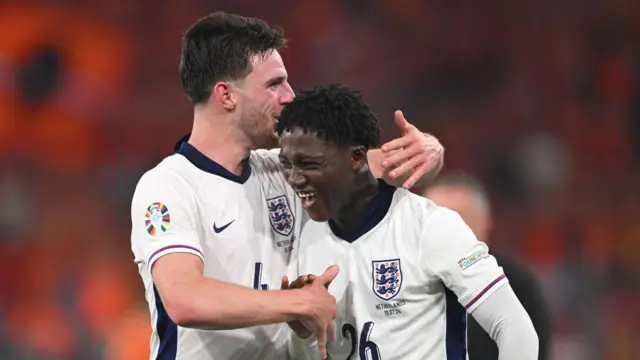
[276,84,382,149]
[180,12,287,104]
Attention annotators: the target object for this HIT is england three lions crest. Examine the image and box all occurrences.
[372,259,403,301]
[266,195,295,236]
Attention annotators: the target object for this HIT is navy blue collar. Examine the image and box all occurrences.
[328,180,396,242]
[174,134,252,184]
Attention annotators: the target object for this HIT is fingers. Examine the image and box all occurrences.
[316,326,328,359]
[320,265,340,286]
[281,276,289,290]
[327,319,336,343]
[382,143,424,171]
[388,154,425,181]
[394,110,411,133]
[290,274,316,289]
[402,161,431,189]
[380,135,414,154]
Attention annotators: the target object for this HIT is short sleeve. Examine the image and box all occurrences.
[422,207,507,312]
[130,169,204,269]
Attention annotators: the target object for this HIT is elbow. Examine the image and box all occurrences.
[513,320,539,357]
[158,285,220,329]
[528,326,540,353]
[165,300,201,328]
[521,316,539,350]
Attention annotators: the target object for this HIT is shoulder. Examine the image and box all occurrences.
[132,155,196,204]
[135,155,189,188]
[250,148,282,172]
[392,189,458,224]
[391,191,475,248]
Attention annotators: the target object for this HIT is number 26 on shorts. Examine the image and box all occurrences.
[341,321,381,360]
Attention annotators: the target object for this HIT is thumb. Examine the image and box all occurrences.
[321,265,340,286]
[394,110,411,133]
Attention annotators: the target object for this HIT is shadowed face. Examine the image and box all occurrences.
[279,128,365,222]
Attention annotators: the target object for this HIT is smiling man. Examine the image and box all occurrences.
[130,12,446,360]
[278,84,539,360]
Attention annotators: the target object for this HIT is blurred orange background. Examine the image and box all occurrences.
[0,0,639,359]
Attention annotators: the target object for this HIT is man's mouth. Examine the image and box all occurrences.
[297,191,318,209]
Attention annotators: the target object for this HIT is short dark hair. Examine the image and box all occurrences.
[180,12,287,104]
[276,84,382,149]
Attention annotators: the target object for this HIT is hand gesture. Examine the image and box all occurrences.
[380,110,444,189]
[281,274,317,339]
[289,265,339,359]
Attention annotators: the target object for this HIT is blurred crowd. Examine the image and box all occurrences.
[0,0,639,359]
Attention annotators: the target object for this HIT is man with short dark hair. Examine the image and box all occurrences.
[279,84,538,360]
[131,12,445,360]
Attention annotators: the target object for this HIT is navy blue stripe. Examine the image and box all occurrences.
[154,285,177,359]
[328,179,396,242]
[445,287,467,359]
[464,274,506,309]
[175,134,252,184]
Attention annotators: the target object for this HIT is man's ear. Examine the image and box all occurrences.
[211,81,237,110]
[350,145,368,171]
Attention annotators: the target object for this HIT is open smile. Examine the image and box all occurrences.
[297,191,318,209]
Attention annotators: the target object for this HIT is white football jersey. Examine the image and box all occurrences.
[290,181,507,360]
[131,141,307,360]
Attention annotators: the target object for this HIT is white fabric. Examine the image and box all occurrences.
[470,284,539,360]
[289,189,507,360]
[131,149,307,360]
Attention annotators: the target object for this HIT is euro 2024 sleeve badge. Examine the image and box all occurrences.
[145,202,171,236]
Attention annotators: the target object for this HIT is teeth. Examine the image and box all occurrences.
[298,192,315,199]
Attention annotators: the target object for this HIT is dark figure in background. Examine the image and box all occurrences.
[424,172,550,360]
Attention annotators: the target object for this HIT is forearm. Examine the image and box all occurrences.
[170,277,310,330]
[470,284,539,360]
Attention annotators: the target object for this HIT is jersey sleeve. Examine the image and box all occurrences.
[131,169,204,269]
[421,207,507,312]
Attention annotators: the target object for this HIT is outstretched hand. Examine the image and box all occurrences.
[380,110,444,189]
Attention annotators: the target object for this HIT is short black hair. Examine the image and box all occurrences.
[180,12,287,104]
[276,84,382,149]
